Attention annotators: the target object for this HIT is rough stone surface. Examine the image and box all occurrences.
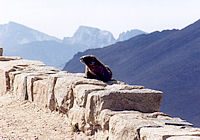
[167,136,200,140]
[140,126,200,140]
[0,56,21,61]
[109,113,162,140]
[74,84,105,107]
[0,56,199,139]
[0,58,44,95]
[67,106,86,131]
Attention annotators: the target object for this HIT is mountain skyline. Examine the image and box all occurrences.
[1,0,200,39]
[0,21,146,68]
[0,21,146,42]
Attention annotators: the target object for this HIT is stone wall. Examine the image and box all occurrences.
[0,56,199,140]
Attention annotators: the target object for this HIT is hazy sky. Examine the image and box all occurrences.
[0,0,200,39]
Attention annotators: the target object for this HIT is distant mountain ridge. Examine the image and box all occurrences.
[0,22,61,47]
[117,29,146,41]
[63,26,116,49]
[63,19,200,127]
[0,21,145,68]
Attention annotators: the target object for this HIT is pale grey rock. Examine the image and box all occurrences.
[140,126,200,140]
[109,113,162,140]
[67,106,86,132]
[2,57,198,139]
[32,76,51,107]
[105,84,144,90]
[74,84,105,107]
[167,136,200,140]
[85,88,162,126]
[54,76,74,113]
[97,109,143,131]
[94,130,109,140]
[53,73,107,113]
[0,58,44,95]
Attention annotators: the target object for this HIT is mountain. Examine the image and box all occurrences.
[0,23,114,68]
[0,21,146,69]
[63,26,116,50]
[117,29,146,41]
[63,19,200,127]
[0,21,61,47]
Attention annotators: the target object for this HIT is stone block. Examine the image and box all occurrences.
[140,126,200,140]
[0,58,44,95]
[85,88,162,126]
[73,84,105,107]
[32,76,50,107]
[53,73,107,113]
[167,136,200,140]
[67,106,86,131]
[109,113,162,140]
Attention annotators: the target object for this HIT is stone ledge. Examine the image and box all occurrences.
[0,56,199,139]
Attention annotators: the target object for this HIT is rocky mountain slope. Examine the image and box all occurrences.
[63,19,200,127]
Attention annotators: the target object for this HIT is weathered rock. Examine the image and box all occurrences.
[74,84,105,107]
[97,109,145,131]
[13,72,38,99]
[32,76,51,107]
[0,69,9,95]
[1,56,199,139]
[23,65,60,74]
[54,76,74,113]
[54,73,107,113]
[167,136,200,140]
[8,71,23,93]
[67,106,86,132]
[140,126,200,140]
[0,47,3,56]
[47,76,58,111]
[85,88,162,128]
[0,56,21,61]
[94,130,109,140]
[109,113,162,140]
[0,58,44,95]
[105,84,144,90]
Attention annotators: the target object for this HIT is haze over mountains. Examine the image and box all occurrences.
[0,21,145,68]
[63,19,200,127]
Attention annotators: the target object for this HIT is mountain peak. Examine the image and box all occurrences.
[117,29,146,41]
[63,25,116,49]
[0,21,61,46]
[7,21,29,29]
[8,21,19,25]
[77,25,100,31]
